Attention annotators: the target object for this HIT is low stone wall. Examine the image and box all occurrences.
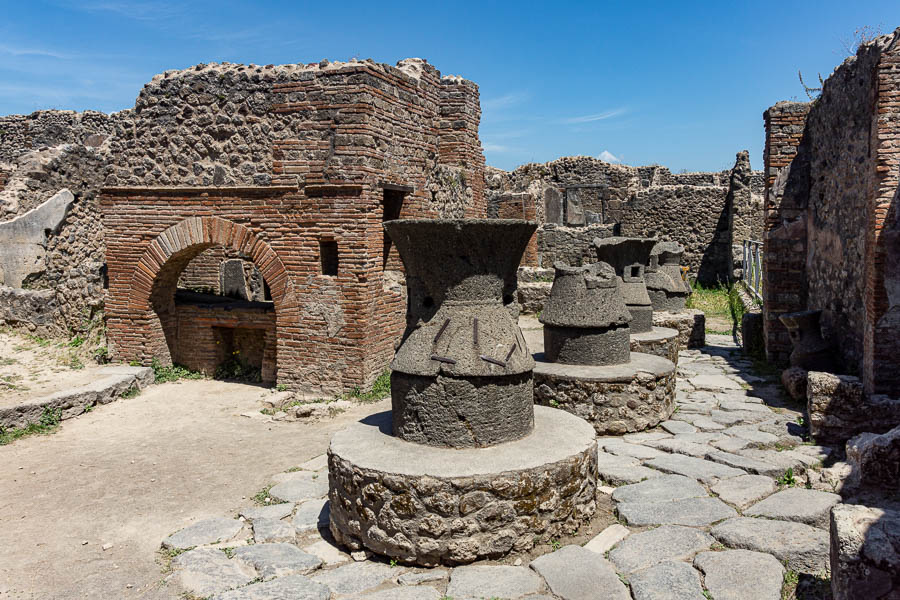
[652,310,705,349]
[0,365,153,429]
[327,407,598,566]
[630,327,679,365]
[807,372,900,443]
[533,352,676,435]
[830,504,900,599]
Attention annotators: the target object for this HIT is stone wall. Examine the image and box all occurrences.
[763,28,900,396]
[485,154,763,284]
[98,58,486,392]
[0,58,486,394]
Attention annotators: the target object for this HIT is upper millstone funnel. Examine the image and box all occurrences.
[540,261,632,365]
[384,218,538,448]
[593,236,657,333]
[646,241,691,312]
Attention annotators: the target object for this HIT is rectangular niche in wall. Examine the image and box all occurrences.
[320,240,338,276]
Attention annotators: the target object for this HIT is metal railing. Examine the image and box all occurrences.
[742,239,763,302]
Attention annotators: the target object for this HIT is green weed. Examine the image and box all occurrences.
[152,358,205,384]
[0,406,63,445]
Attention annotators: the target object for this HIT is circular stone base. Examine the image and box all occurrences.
[327,406,598,566]
[653,309,706,349]
[630,326,680,365]
[533,352,676,435]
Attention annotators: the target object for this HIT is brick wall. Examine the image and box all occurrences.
[172,302,276,383]
[762,101,811,365]
[762,28,900,395]
[102,59,487,393]
[865,33,900,395]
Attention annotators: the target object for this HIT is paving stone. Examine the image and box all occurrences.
[597,450,664,485]
[645,454,746,484]
[397,569,449,585]
[609,525,715,573]
[303,539,350,565]
[710,474,777,509]
[737,448,812,473]
[688,416,726,430]
[710,517,829,573]
[686,391,717,402]
[721,425,778,444]
[710,436,751,453]
[717,400,772,413]
[743,488,841,529]
[360,587,442,599]
[293,499,329,532]
[232,543,322,579]
[611,474,707,504]
[311,561,398,596]
[252,518,296,543]
[691,374,743,391]
[600,439,667,460]
[710,410,770,426]
[677,402,716,415]
[673,432,725,445]
[694,550,784,600]
[530,545,629,600]
[792,444,835,461]
[628,561,706,600]
[705,450,782,477]
[617,496,737,526]
[171,547,256,597]
[211,573,331,600]
[269,472,329,502]
[297,454,328,471]
[447,565,543,599]
[239,503,295,522]
[583,524,630,555]
[162,518,244,550]
[645,438,711,458]
[623,431,672,443]
[661,420,697,434]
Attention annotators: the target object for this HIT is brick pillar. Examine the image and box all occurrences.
[438,78,486,217]
[864,38,900,395]
[762,102,812,365]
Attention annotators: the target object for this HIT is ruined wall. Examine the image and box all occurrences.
[100,58,486,392]
[763,28,900,395]
[485,154,762,283]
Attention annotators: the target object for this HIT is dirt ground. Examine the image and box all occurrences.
[0,331,102,405]
[0,378,390,600]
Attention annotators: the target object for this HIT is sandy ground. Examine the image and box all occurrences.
[0,378,390,600]
[0,331,102,405]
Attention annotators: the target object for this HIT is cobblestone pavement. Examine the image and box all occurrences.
[163,335,839,599]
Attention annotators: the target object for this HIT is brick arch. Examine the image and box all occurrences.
[129,216,298,381]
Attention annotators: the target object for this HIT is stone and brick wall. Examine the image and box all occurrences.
[762,101,811,365]
[485,153,763,283]
[98,58,486,392]
[762,28,900,396]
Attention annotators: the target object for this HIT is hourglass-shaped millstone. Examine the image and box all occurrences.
[646,241,691,312]
[779,309,838,372]
[592,236,657,333]
[383,219,538,448]
[539,261,632,365]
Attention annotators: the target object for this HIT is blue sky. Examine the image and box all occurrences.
[1,1,898,172]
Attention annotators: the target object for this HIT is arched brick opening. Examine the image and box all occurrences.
[127,216,297,384]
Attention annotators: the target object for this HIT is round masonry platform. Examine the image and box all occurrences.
[533,351,676,435]
[327,406,598,566]
[653,309,706,349]
[630,326,680,365]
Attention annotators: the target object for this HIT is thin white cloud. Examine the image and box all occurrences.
[482,92,529,111]
[598,150,622,164]
[483,142,513,153]
[563,108,627,124]
[75,1,186,21]
[0,44,71,59]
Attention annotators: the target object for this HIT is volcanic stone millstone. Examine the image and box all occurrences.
[327,408,598,566]
[543,325,631,366]
[390,372,534,447]
[593,236,657,334]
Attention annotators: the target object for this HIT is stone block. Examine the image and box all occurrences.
[830,504,900,600]
[845,425,900,490]
[807,371,900,443]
